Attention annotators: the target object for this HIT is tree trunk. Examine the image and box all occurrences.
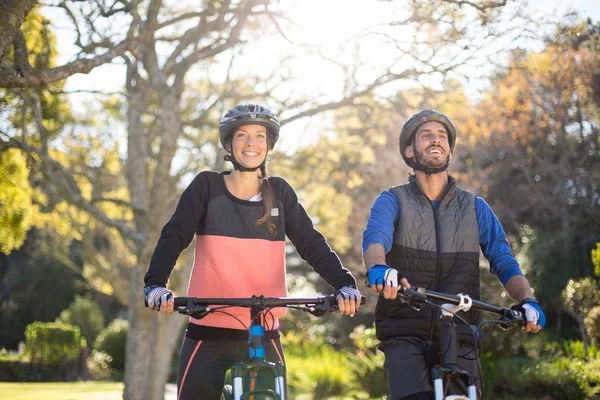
[123,81,189,400]
[578,316,590,360]
[0,0,37,60]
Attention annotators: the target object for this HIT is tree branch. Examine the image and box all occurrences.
[92,196,149,213]
[0,36,136,88]
[0,136,145,245]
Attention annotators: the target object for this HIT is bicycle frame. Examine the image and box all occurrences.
[174,295,365,400]
[397,287,525,400]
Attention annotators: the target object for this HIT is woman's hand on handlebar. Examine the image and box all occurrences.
[335,286,362,316]
[143,285,175,315]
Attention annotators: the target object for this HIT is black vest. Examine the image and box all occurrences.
[375,175,481,342]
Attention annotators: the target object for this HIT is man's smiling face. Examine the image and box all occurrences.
[406,121,452,168]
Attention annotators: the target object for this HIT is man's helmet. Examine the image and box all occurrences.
[219,103,280,149]
[399,109,457,174]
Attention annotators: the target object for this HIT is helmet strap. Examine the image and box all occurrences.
[406,158,450,175]
[223,154,266,172]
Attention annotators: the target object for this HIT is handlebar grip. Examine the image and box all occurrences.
[174,297,188,307]
[327,295,367,305]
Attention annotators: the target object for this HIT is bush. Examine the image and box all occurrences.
[349,351,388,398]
[56,295,105,347]
[86,349,114,380]
[585,306,600,346]
[282,332,358,399]
[563,339,598,360]
[23,321,86,381]
[94,319,127,373]
[286,346,356,399]
[348,324,387,398]
[25,322,84,365]
[0,349,28,381]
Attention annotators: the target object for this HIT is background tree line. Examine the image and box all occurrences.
[1,0,599,399]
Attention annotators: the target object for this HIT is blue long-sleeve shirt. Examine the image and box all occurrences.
[362,190,523,286]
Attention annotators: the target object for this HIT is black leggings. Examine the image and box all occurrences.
[177,333,285,400]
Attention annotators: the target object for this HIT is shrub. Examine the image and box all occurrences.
[584,306,600,346]
[563,339,598,360]
[86,349,114,380]
[94,319,127,372]
[578,358,600,399]
[25,322,84,365]
[349,324,380,353]
[286,346,356,399]
[349,351,387,398]
[488,356,585,400]
[56,295,105,347]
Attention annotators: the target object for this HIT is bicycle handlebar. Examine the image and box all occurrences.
[398,286,525,327]
[173,294,366,319]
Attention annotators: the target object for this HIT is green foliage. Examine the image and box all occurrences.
[0,381,125,400]
[0,149,33,254]
[94,319,127,372]
[0,229,86,349]
[584,306,600,346]
[286,345,356,399]
[482,338,600,400]
[563,339,599,360]
[562,278,600,321]
[349,324,380,353]
[86,350,114,380]
[24,322,84,365]
[592,243,600,277]
[56,295,105,348]
[349,351,387,399]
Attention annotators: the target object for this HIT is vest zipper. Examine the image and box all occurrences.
[427,203,442,341]
[410,176,454,342]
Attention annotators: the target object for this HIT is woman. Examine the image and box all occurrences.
[142,103,361,400]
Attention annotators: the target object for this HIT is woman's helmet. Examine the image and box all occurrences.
[399,109,457,174]
[219,103,280,150]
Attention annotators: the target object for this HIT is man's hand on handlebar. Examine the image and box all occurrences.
[144,285,175,315]
[512,298,546,334]
[335,286,362,316]
[365,265,410,300]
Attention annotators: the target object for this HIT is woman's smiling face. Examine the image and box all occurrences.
[230,124,269,169]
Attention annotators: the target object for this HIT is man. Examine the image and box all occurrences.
[362,109,545,400]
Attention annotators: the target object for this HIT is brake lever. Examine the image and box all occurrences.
[398,286,428,311]
[497,308,525,330]
[305,297,337,317]
[175,299,211,320]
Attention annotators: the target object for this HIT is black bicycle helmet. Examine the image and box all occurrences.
[219,103,280,150]
[399,109,457,174]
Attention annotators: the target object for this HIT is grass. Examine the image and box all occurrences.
[0,382,124,400]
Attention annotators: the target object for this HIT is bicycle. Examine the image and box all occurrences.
[394,286,526,400]
[173,294,366,400]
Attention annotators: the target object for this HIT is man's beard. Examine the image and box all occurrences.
[415,147,450,168]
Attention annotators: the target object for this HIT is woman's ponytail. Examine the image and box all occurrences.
[258,165,277,236]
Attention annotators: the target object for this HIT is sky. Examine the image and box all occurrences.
[39,0,600,155]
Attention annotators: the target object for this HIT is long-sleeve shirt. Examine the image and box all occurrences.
[362,189,523,286]
[145,170,355,330]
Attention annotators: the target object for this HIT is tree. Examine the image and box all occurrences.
[0,148,33,254]
[56,295,105,347]
[456,20,600,332]
[561,277,600,359]
[0,229,87,349]
[0,0,37,62]
[0,1,139,88]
